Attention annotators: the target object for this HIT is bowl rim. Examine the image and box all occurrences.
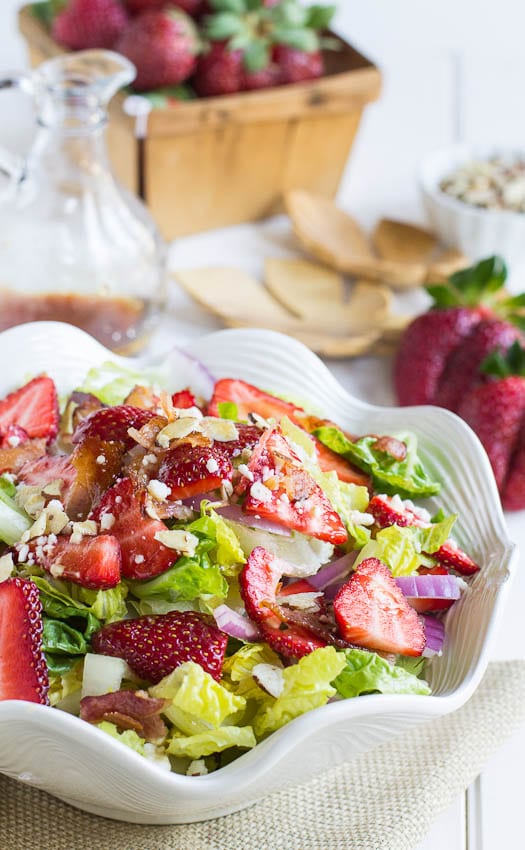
[418,143,525,221]
[0,321,518,793]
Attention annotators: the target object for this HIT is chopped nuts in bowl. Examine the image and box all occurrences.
[419,145,525,265]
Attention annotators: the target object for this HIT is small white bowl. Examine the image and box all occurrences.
[0,322,518,824]
[419,144,525,265]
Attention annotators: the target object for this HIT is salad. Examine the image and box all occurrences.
[0,363,479,776]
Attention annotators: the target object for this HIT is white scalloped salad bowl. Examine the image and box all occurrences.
[0,322,517,824]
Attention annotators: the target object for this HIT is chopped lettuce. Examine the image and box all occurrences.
[396,655,428,678]
[0,475,31,546]
[128,506,244,609]
[76,586,128,623]
[355,514,456,576]
[217,401,239,420]
[313,427,440,499]
[96,721,146,756]
[48,661,83,707]
[76,361,166,406]
[150,661,246,735]
[333,649,431,698]
[167,726,256,759]
[253,646,346,738]
[226,521,334,576]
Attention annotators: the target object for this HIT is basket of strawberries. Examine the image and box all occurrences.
[20,0,381,238]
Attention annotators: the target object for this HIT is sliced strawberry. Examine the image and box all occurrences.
[90,477,177,580]
[92,610,228,683]
[278,579,319,597]
[239,545,285,628]
[72,405,156,448]
[208,378,370,488]
[242,428,347,545]
[15,534,122,590]
[333,558,425,656]
[171,389,196,409]
[262,623,327,659]
[368,494,427,529]
[434,539,480,575]
[0,425,29,450]
[217,424,262,460]
[17,453,75,490]
[157,444,232,500]
[0,376,58,444]
[369,494,480,575]
[0,577,49,704]
[417,565,449,575]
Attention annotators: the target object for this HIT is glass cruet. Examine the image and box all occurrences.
[0,50,166,354]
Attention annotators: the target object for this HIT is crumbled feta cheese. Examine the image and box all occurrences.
[99,512,115,531]
[249,481,273,503]
[205,457,219,474]
[200,418,238,442]
[237,463,254,481]
[7,434,21,447]
[147,479,171,501]
[96,455,106,466]
[70,532,83,545]
[49,563,66,578]
[0,552,14,581]
[16,544,29,564]
[154,529,199,556]
[134,554,145,564]
[348,510,375,527]
[142,453,157,467]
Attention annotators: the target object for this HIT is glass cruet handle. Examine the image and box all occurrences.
[0,72,33,192]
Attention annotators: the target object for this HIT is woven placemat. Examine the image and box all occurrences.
[2,660,524,850]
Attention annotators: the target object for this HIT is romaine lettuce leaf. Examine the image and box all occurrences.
[313,427,440,499]
[76,361,166,406]
[333,649,431,698]
[253,646,346,738]
[128,557,228,605]
[96,721,146,756]
[355,515,456,576]
[167,726,256,759]
[76,585,128,624]
[0,476,31,546]
[189,506,246,575]
[48,662,83,707]
[42,619,87,657]
[150,661,246,735]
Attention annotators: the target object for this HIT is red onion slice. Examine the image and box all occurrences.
[395,574,461,600]
[421,614,445,657]
[213,604,261,641]
[217,504,292,537]
[308,552,358,591]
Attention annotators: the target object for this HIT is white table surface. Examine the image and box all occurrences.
[2,1,525,848]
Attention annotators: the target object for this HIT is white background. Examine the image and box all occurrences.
[1,1,525,848]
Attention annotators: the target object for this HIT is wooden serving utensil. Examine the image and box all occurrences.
[285,190,428,288]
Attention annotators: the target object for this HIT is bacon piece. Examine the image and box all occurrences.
[80,690,169,741]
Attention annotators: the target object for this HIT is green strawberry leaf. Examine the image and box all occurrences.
[481,340,525,378]
[243,40,271,72]
[206,11,244,39]
[273,27,319,51]
[30,0,66,26]
[272,0,308,27]
[210,0,247,13]
[426,255,507,309]
[305,4,337,29]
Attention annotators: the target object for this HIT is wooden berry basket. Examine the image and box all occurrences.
[19,6,381,239]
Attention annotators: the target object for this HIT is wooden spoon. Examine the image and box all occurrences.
[285,190,428,288]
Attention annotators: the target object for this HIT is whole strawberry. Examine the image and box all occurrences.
[116,9,200,91]
[195,0,335,97]
[458,342,525,509]
[52,0,129,50]
[125,0,206,16]
[92,610,228,682]
[394,257,525,408]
